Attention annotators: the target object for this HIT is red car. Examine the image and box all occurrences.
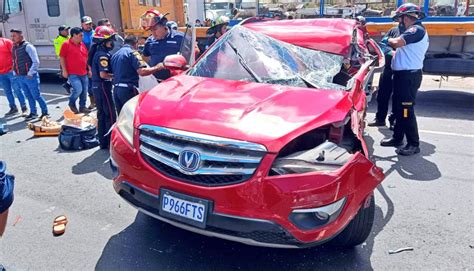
[110,18,385,248]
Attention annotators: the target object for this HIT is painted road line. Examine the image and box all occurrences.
[41,92,68,97]
[419,129,474,138]
[45,96,69,104]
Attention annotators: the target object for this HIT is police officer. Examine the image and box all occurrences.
[141,9,183,81]
[380,3,429,156]
[368,16,405,130]
[110,35,164,114]
[205,16,230,50]
[90,26,117,149]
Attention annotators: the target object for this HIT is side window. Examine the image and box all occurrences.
[4,0,22,15]
[46,0,60,17]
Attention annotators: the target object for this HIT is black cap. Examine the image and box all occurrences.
[70,27,83,36]
[58,25,70,32]
[81,16,93,24]
[10,28,23,34]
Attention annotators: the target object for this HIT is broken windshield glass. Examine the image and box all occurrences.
[189,25,346,90]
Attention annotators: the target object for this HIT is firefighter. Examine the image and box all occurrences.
[90,26,117,149]
[140,9,183,81]
[368,16,406,130]
[205,16,230,50]
[380,3,429,156]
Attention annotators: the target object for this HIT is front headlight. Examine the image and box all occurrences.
[116,95,139,147]
[271,141,353,175]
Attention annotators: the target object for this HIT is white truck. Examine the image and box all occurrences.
[0,0,122,73]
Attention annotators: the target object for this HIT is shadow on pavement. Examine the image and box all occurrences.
[374,128,441,182]
[71,149,114,179]
[95,184,396,271]
[95,209,382,271]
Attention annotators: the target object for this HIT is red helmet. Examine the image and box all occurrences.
[93,26,116,43]
[140,9,169,30]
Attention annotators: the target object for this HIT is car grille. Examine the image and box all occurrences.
[139,125,267,187]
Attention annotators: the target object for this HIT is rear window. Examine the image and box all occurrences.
[46,0,60,17]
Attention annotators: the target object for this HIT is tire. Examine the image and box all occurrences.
[329,193,375,248]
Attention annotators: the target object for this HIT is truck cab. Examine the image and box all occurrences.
[0,0,82,72]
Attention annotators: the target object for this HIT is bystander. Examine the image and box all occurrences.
[11,29,48,120]
[60,27,91,114]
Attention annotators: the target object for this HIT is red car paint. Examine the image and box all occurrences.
[243,19,367,56]
[110,18,385,247]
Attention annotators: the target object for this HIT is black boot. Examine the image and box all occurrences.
[380,138,403,147]
[368,118,386,127]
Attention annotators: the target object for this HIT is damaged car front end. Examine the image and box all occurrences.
[110,19,385,248]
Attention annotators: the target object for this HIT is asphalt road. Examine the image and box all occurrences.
[0,74,473,270]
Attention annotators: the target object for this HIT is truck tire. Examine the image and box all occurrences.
[329,193,375,248]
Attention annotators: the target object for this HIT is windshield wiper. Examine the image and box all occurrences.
[226,41,262,83]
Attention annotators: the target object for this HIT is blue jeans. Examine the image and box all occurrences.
[68,75,88,109]
[16,73,48,115]
[0,71,26,109]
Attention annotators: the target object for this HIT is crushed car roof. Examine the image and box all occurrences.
[243,18,360,56]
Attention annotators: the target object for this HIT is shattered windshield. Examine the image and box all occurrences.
[189,26,346,90]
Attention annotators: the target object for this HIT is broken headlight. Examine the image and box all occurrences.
[271,141,353,175]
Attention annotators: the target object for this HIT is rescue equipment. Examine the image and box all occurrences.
[58,124,99,151]
[27,117,62,136]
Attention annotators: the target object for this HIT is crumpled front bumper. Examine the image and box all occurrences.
[110,128,384,248]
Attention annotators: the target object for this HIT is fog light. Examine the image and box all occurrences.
[289,197,346,230]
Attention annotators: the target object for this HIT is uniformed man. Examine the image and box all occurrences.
[368,17,405,130]
[205,16,230,50]
[140,9,183,81]
[90,26,117,149]
[380,3,429,156]
[110,35,165,114]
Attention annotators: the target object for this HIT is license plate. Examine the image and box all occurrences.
[159,189,210,229]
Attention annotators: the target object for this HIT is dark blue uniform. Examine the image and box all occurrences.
[143,31,183,80]
[110,44,147,114]
[392,22,428,151]
[375,25,405,127]
[91,45,116,149]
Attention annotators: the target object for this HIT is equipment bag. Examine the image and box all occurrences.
[58,124,99,151]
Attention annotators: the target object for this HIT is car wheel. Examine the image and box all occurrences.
[329,193,375,248]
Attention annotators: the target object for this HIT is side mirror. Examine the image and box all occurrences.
[163,54,188,70]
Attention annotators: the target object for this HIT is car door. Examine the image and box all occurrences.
[349,29,385,157]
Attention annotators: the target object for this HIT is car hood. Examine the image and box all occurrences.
[136,75,352,152]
